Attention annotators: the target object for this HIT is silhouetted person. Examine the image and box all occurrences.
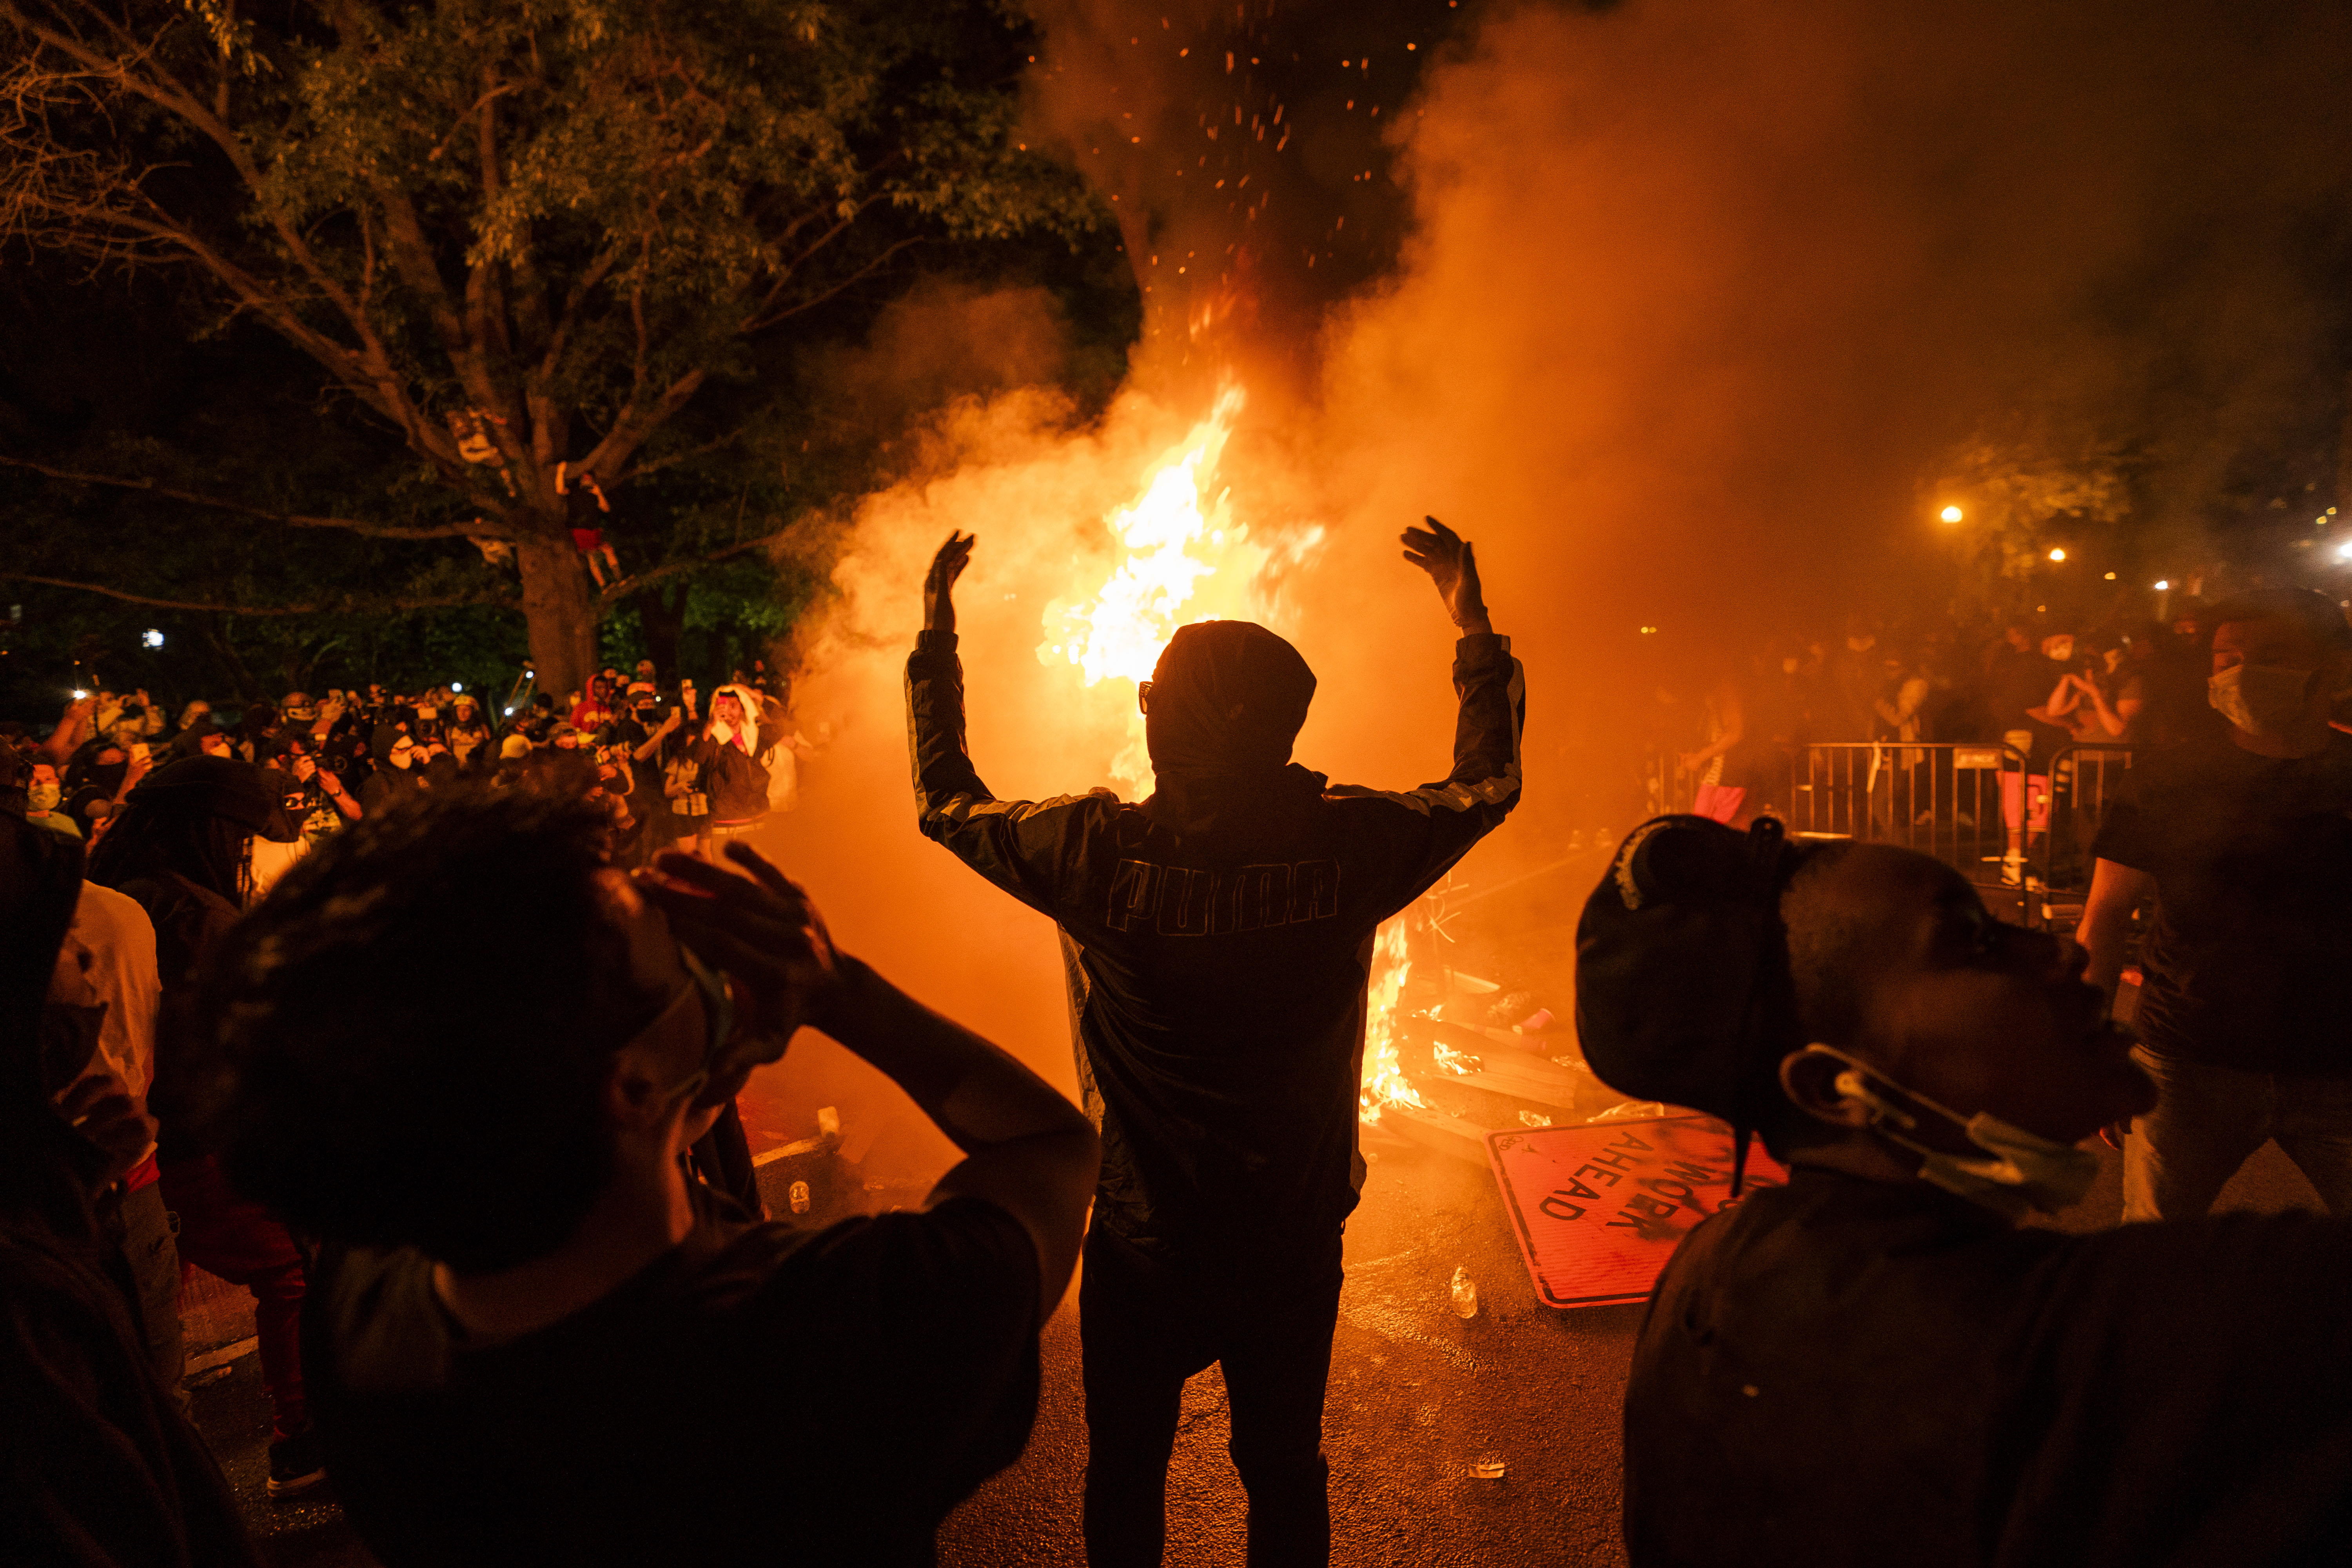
[187,790,1097,1565]
[88,755,325,1494]
[1580,814,2352,1566]
[0,816,259,1566]
[2078,588,2352,1220]
[906,517,1524,1566]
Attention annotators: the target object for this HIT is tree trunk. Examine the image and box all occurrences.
[514,532,599,703]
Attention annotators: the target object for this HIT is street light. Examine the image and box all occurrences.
[2047,547,2067,562]
[2154,580,2170,591]
[141,628,164,649]
[1939,505,1964,523]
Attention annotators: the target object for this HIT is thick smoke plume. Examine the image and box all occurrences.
[750,0,2352,1172]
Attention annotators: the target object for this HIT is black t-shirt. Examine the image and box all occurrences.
[1626,1168,2352,1568]
[306,1196,1040,1568]
[2091,731,2352,1073]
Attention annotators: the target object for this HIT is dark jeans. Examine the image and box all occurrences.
[160,1154,310,1440]
[1081,1224,1344,1568]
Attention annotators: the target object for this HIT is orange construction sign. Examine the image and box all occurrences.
[1486,1116,1788,1309]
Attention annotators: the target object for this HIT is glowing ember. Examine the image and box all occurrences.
[1359,916,1419,1121]
[1042,385,1293,788]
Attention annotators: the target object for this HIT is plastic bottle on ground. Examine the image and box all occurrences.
[1450,1265,1479,1319]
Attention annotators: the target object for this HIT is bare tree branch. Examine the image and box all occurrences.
[593,524,797,606]
[0,454,518,539]
[2,570,516,616]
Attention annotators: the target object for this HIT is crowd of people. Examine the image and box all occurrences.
[1661,603,2232,882]
[2,658,817,885]
[7,536,2352,1568]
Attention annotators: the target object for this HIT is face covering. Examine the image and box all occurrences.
[27,782,60,812]
[1801,1044,2099,1218]
[2208,662,2312,737]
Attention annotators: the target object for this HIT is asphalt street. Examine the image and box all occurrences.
[199,1127,2322,1567]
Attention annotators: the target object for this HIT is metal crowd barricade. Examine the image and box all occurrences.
[1752,741,2030,906]
[2030,743,2140,929]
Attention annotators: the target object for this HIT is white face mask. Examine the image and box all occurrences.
[2208,662,2312,737]
[1802,1045,2099,1219]
[27,781,60,811]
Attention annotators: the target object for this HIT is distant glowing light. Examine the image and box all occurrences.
[2047,547,2067,562]
[503,706,515,715]
[2154,580,2170,591]
[2103,572,2116,580]
[1939,505,1964,523]
[141,628,164,648]
[72,688,89,700]
[2337,541,2352,562]
[451,682,463,692]
[1638,625,1659,635]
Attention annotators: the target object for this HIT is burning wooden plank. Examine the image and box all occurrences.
[1443,1053,1599,1116]
[1378,1100,1497,1165]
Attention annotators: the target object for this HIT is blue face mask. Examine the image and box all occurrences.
[2207,662,2311,737]
[1801,1045,2100,1219]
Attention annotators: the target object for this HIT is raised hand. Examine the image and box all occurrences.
[637,842,843,1053]
[1401,516,1491,634]
[925,531,976,634]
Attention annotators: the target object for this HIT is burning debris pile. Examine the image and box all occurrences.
[1031,381,1648,1162]
[1356,897,1668,1168]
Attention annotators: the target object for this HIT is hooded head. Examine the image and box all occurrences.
[1144,621,1316,780]
[1575,815,1820,1179]
[86,755,298,908]
[1138,621,1321,847]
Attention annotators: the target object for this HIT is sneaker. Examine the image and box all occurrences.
[267,1428,327,1500]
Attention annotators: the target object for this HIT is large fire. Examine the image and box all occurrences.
[1039,386,1297,790]
[1038,386,1424,1120]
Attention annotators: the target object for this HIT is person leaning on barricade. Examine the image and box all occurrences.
[183,786,1098,1566]
[1577,813,2352,1568]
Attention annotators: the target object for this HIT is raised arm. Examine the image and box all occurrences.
[906,531,1098,913]
[1332,520,1525,911]
[640,844,1098,1321]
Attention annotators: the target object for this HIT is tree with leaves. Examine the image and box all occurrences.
[1,0,1104,695]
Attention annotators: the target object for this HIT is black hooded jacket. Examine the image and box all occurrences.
[907,626,1524,1262]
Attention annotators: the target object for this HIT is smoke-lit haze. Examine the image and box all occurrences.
[746,0,2352,1173]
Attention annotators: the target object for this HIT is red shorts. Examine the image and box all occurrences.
[571,528,605,552]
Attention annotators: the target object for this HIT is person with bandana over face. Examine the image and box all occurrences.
[1579,812,2352,1566]
[2076,588,2352,1222]
[686,684,782,849]
[363,725,431,814]
[906,518,1523,1568]
[89,756,329,1497]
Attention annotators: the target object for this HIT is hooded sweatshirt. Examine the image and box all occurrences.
[687,684,779,822]
[907,622,1524,1263]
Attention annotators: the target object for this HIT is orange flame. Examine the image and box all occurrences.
[1359,916,1420,1121]
[1040,385,1313,789]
